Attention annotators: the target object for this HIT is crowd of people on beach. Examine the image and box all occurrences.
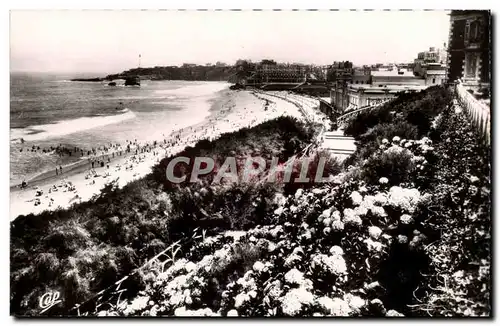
[13,90,327,215]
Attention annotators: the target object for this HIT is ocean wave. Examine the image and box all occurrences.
[10,110,136,142]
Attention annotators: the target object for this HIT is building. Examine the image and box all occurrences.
[414,46,447,75]
[326,61,354,83]
[332,84,427,111]
[331,65,429,111]
[350,68,371,85]
[447,10,491,91]
[371,68,425,87]
[421,63,447,86]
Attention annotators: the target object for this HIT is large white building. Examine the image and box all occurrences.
[331,65,434,111]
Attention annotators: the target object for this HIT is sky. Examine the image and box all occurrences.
[10,10,451,74]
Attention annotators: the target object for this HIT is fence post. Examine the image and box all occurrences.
[455,81,490,146]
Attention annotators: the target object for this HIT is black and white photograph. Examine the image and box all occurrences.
[9,8,492,318]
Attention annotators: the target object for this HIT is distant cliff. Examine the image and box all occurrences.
[106,65,239,82]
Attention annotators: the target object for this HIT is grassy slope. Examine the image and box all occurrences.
[11,86,491,317]
[102,86,490,317]
[10,116,315,316]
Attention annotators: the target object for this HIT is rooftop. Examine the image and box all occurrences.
[371,69,416,77]
[425,70,446,75]
[348,84,428,93]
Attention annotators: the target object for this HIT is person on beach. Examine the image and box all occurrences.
[59,166,63,175]
[56,168,58,176]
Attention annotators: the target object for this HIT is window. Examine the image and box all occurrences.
[465,20,481,44]
[432,78,436,84]
[465,53,479,78]
[470,21,480,42]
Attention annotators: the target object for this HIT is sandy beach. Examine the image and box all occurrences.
[10,89,331,220]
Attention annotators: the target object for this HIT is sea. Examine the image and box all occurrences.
[10,72,229,186]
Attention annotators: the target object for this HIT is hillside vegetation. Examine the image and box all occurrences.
[10,117,317,316]
[10,86,491,317]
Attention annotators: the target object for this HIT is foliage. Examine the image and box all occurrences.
[10,116,313,316]
[10,87,491,317]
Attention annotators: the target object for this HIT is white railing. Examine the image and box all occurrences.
[455,81,491,146]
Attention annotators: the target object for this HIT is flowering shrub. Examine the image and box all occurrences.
[22,86,488,318]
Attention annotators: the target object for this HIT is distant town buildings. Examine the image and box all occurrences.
[243,61,325,86]
[331,60,441,111]
[447,10,491,91]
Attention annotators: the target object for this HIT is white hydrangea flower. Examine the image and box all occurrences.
[344,293,366,310]
[397,235,408,244]
[320,208,332,219]
[370,206,387,217]
[386,309,404,317]
[343,208,363,226]
[323,217,332,227]
[281,288,315,316]
[317,297,352,316]
[354,205,368,217]
[174,306,188,317]
[301,230,312,240]
[373,193,387,205]
[311,254,347,276]
[270,225,284,238]
[274,206,284,215]
[292,246,304,255]
[387,186,422,213]
[411,155,425,163]
[329,246,344,256]
[420,137,431,144]
[331,220,345,231]
[266,279,283,299]
[323,227,331,235]
[368,226,382,239]
[122,295,150,316]
[185,261,196,272]
[379,177,389,185]
[331,210,341,221]
[234,293,251,308]
[169,292,184,306]
[253,261,265,272]
[350,191,363,206]
[400,214,413,225]
[392,136,401,142]
[227,309,238,317]
[273,193,286,206]
[295,188,304,200]
[364,238,383,252]
[382,138,389,144]
[285,268,305,286]
[385,145,407,155]
[248,290,258,299]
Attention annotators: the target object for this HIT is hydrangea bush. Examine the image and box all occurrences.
[98,88,489,318]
